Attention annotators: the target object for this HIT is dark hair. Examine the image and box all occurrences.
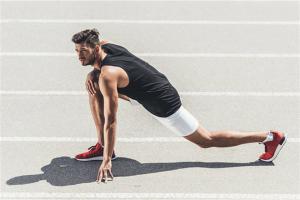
[71,28,100,48]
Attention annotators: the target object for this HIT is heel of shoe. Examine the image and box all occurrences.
[279,137,285,145]
[279,134,287,145]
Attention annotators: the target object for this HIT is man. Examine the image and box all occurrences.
[72,29,287,183]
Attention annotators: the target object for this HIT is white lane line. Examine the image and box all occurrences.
[1,19,300,25]
[0,192,299,199]
[0,90,88,96]
[1,0,299,1]
[1,91,300,97]
[1,137,299,143]
[0,137,185,142]
[137,53,300,58]
[1,52,300,58]
[0,52,74,57]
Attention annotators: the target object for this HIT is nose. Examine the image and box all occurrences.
[78,53,84,59]
[77,51,83,57]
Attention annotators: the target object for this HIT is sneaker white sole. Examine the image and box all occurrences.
[259,134,287,162]
[75,156,117,162]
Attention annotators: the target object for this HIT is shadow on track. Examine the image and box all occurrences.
[6,156,273,186]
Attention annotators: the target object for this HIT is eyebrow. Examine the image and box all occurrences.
[75,48,87,51]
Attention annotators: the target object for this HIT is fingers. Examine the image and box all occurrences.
[104,171,108,183]
[97,170,103,183]
[89,80,97,94]
[97,169,114,184]
[87,80,95,95]
[103,170,113,182]
[86,80,97,96]
[86,81,92,95]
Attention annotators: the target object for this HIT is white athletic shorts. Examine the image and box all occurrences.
[129,98,199,136]
[153,106,199,137]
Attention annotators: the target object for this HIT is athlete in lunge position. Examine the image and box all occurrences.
[72,29,287,183]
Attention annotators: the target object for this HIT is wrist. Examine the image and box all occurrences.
[103,157,112,162]
[103,153,112,161]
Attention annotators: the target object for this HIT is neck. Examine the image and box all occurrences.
[92,47,107,70]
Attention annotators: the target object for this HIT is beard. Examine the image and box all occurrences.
[82,57,95,66]
[82,50,97,66]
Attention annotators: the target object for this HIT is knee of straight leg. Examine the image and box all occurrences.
[196,132,214,148]
[199,144,209,148]
[198,142,212,148]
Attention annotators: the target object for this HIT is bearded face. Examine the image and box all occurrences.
[75,43,97,66]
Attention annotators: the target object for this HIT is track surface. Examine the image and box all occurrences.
[0,1,299,199]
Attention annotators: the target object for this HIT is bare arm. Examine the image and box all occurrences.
[99,71,118,161]
[96,68,119,183]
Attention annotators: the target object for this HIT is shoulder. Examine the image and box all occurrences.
[100,65,119,81]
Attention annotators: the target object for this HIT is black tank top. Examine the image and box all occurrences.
[100,43,182,117]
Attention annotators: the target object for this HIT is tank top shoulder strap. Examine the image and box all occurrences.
[102,43,129,56]
[101,43,134,67]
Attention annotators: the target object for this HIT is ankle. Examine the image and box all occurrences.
[260,131,274,144]
[97,141,104,147]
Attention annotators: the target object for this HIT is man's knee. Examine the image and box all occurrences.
[196,131,214,148]
[185,129,214,148]
[197,139,213,148]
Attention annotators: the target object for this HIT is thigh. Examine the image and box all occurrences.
[154,106,199,137]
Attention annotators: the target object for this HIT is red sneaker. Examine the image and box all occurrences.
[259,131,287,162]
[75,143,117,161]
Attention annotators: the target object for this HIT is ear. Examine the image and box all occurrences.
[94,45,100,52]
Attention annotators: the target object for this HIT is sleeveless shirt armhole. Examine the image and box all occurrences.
[101,63,133,89]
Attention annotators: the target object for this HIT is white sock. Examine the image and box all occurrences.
[259,131,274,144]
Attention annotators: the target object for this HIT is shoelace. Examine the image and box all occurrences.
[88,145,96,151]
